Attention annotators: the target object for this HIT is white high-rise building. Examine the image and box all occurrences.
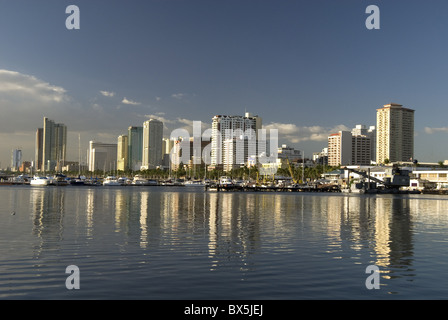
[210,112,262,168]
[222,136,256,171]
[376,103,415,164]
[88,141,117,172]
[142,119,163,170]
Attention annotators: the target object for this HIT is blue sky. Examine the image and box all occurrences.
[1,0,448,167]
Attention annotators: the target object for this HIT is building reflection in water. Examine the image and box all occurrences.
[28,187,425,284]
[324,194,415,281]
[139,191,148,248]
[30,187,66,260]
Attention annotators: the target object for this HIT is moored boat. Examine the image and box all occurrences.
[30,176,50,186]
[103,176,121,186]
[184,180,206,187]
[132,175,149,185]
[219,176,233,186]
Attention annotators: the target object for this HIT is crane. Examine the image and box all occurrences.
[286,158,298,184]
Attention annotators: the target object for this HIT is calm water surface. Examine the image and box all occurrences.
[1,185,448,300]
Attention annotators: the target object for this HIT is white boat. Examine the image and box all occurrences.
[30,176,50,186]
[184,180,206,187]
[51,174,69,186]
[103,176,121,186]
[132,175,149,185]
[118,177,130,185]
[219,176,233,186]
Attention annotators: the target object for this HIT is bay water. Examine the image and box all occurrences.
[1,185,448,300]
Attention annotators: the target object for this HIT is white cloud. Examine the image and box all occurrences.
[0,69,68,104]
[264,122,350,144]
[100,90,115,97]
[122,97,141,105]
[0,69,74,135]
[144,114,211,135]
[171,93,185,100]
[424,127,448,134]
[144,114,176,124]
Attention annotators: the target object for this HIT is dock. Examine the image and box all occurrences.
[205,184,341,193]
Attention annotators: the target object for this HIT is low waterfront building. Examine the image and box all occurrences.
[411,170,448,190]
[88,141,117,172]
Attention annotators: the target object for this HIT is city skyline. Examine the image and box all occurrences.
[1,1,448,167]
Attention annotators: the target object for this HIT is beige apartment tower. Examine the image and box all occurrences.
[376,103,414,164]
[117,135,129,171]
[142,118,163,170]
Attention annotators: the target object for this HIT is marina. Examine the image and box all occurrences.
[0,166,434,195]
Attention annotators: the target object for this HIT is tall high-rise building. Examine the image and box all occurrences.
[117,135,128,171]
[128,126,143,171]
[376,103,415,164]
[35,128,43,170]
[162,138,175,168]
[11,149,22,171]
[210,112,262,168]
[142,119,163,170]
[328,129,372,166]
[41,117,67,171]
[351,124,376,163]
[328,131,353,166]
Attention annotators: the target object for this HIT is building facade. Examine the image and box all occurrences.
[328,129,372,167]
[351,124,376,163]
[35,128,43,171]
[162,138,175,169]
[11,149,22,171]
[41,117,67,172]
[142,119,163,170]
[222,136,256,171]
[88,141,117,172]
[128,126,143,171]
[328,131,353,166]
[351,135,371,166]
[376,103,415,164]
[117,135,129,171]
[211,112,262,168]
[277,144,302,161]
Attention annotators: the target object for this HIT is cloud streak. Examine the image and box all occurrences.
[0,69,75,134]
[0,69,69,104]
[424,127,448,134]
[100,90,115,97]
[264,122,350,144]
[122,97,141,105]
